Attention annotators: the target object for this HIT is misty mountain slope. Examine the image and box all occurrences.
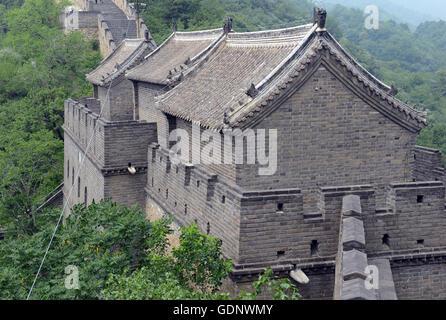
[321,0,443,25]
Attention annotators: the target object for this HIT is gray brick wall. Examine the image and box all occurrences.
[412,145,444,182]
[146,144,241,262]
[63,134,105,209]
[99,80,135,122]
[363,182,446,253]
[137,82,169,147]
[392,262,446,299]
[63,98,157,210]
[175,119,237,182]
[236,67,418,212]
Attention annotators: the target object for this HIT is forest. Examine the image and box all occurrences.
[0,0,446,299]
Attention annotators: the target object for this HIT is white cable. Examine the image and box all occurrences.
[26,79,114,300]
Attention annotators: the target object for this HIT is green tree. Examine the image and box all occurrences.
[0,200,239,300]
[0,0,100,234]
[0,200,163,299]
[0,130,62,236]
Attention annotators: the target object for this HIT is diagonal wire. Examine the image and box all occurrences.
[26,78,114,300]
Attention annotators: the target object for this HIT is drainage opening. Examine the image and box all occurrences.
[311,240,319,256]
[382,234,390,247]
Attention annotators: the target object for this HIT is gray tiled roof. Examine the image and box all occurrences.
[86,38,155,86]
[156,23,426,131]
[157,24,314,129]
[126,28,224,84]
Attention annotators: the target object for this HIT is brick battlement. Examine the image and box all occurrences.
[146,140,446,274]
[64,98,156,170]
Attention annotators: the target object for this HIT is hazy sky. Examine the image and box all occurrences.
[320,0,446,24]
[389,0,446,20]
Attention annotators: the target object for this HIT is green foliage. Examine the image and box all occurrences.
[238,267,301,300]
[0,200,154,299]
[141,0,313,44]
[171,224,232,293]
[0,130,63,235]
[0,0,101,234]
[102,267,230,300]
[0,200,237,300]
[102,222,232,299]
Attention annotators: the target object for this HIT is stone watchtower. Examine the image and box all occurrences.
[62,35,157,211]
[63,9,446,299]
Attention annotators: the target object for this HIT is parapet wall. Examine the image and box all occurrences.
[63,98,157,170]
[146,144,242,263]
[110,0,150,37]
[60,10,99,41]
[145,138,446,271]
[61,0,151,57]
[98,14,117,56]
[365,181,446,252]
[63,97,157,210]
[389,251,446,299]
[412,145,444,182]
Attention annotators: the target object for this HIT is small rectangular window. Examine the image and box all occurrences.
[311,240,319,256]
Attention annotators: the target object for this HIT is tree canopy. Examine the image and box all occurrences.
[0,200,300,300]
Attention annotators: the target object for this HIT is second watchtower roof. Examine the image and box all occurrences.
[126,28,224,85]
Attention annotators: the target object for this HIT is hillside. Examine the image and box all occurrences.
[0,0,101,232]
[322,0,445,26]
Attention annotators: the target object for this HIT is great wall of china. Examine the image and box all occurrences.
[60,0,151,56]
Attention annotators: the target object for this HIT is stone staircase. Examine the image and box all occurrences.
[92,0,138,46]
[334,195,398,300]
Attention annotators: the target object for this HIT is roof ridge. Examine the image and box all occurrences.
[101,40,152,84]
[228,23,314,39]
[323,32,390,92]
[87,39,152,86]
[174,28,224,40]
[126,33,175,80]
[229,37,427,131]
[319,40,426,123]
[126,30,224,84]
[86,38,128,80]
